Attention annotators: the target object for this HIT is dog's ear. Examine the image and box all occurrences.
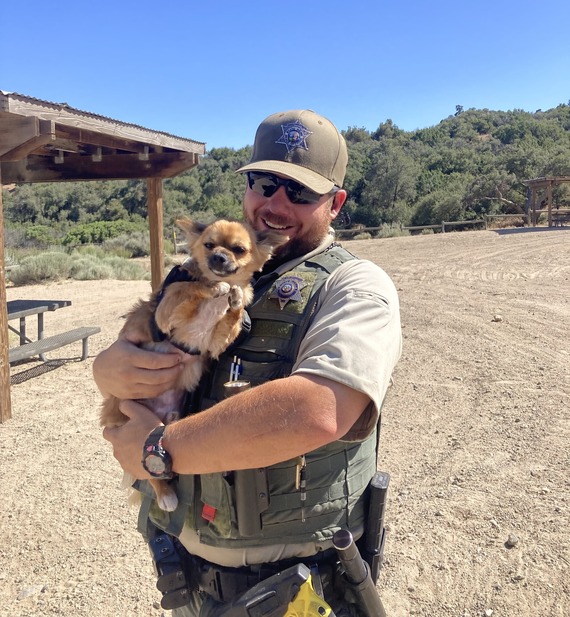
[176,218,208,245]
[254,230,289,264]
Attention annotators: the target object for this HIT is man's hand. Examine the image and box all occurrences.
[102,400,162,479]
[93,337,196,400]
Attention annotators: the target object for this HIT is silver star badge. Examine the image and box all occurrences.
[275,121,312,153]
[271,276,307,309]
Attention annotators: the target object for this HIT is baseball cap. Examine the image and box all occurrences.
[236,110,348,194]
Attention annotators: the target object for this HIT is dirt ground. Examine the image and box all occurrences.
[1,227,569,617]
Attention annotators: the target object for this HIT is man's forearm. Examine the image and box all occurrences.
[163,374,368,474]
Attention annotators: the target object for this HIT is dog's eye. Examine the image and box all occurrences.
[232,245,247,255]
[204,242,215,250]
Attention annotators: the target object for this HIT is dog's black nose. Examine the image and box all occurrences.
[210,252,228,267]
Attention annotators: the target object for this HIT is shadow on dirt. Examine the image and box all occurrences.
[10,358,76,385]
[493,226,570,235]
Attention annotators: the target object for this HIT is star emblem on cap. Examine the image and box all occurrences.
[275,121,312,153]
[271,276,307,309]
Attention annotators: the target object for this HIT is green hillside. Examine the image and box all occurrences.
[4,105,570,249]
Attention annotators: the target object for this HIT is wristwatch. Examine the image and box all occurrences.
[142,426,174,479]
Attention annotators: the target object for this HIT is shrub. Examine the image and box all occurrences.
[69,256,116,280]
[6,249,148,286]
[25,225,59,248]
[73,245,106,258]
[374,224,410,239]
[163,238,175,255]
[5,251,18,269]
[8,252,73,285]
[3,226,27,249]
[100,256,148,280]
[4,224,62,250]
[102,231,150,258]
[62,220,146,246]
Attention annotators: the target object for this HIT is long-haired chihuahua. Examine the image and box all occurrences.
[100,217,286,511]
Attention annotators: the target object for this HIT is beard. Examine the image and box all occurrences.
[260,217,333,272]
[274,233,326,261]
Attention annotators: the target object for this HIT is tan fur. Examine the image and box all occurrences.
[100,217,286,511]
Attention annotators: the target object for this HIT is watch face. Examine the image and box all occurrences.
[145,454,166,475]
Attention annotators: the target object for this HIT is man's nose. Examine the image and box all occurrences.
[266,186,291,211]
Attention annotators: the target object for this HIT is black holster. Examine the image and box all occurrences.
[148,532,195,610]
[358,470,390,584]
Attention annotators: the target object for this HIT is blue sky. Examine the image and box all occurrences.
[2,0,569,150]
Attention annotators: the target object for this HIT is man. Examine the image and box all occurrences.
[95,109,402,616]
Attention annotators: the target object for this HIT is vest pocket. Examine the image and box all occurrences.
[195,473,237,538]
[211,352,292,393]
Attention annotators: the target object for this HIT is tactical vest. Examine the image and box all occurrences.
[137,244,378,549]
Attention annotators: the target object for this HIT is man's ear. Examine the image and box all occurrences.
[330,189,347,219]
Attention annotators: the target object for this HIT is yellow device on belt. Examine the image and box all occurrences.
[285,574,334,617]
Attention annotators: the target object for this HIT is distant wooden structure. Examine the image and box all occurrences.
[523,176,570,226]
[0,90,206,422]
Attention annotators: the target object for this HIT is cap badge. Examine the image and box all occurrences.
[271,276,307,309]
[276,121,312,153]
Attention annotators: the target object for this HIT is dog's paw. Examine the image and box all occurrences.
[229,286,244,310]
[121,472,136,490]
[158,492,179,512]
[127,490,142,508]
[212,282,231,297]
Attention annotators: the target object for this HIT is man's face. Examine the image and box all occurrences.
[242,174,347,261]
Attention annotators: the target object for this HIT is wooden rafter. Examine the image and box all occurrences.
[1,150,201,183]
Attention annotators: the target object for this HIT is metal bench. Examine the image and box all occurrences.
[8,326,101,364]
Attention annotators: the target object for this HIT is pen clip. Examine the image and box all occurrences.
[230,355,242,382]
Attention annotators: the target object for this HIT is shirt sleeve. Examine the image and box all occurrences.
[292,259,402,441]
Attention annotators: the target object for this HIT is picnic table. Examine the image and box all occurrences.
[7,299,100,364]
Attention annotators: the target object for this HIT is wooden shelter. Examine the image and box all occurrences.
[523,176,570,226]
[0,90,206,422]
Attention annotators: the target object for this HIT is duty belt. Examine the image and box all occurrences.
[186,548,338,603]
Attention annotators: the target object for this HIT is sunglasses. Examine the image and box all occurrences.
[246,172,336,205]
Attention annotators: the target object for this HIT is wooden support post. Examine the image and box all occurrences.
[0,165,13,422]
[531,188,537,226]
[547,180,553,227]
[147,177,165,292]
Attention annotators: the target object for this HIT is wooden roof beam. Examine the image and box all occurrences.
[0,116,38,156]
[55,125,160,155]
[0,117,55,158]
[0,151,200,183]
[0,133,56,161]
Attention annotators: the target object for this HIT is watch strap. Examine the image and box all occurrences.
[146,425,166,448]
[142,425,173,479]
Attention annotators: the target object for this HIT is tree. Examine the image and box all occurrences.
[358,141,419,225]
[344,126,371,144]
[371,119,405,141]
[5,185,42,224]
[464,170,525,215]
